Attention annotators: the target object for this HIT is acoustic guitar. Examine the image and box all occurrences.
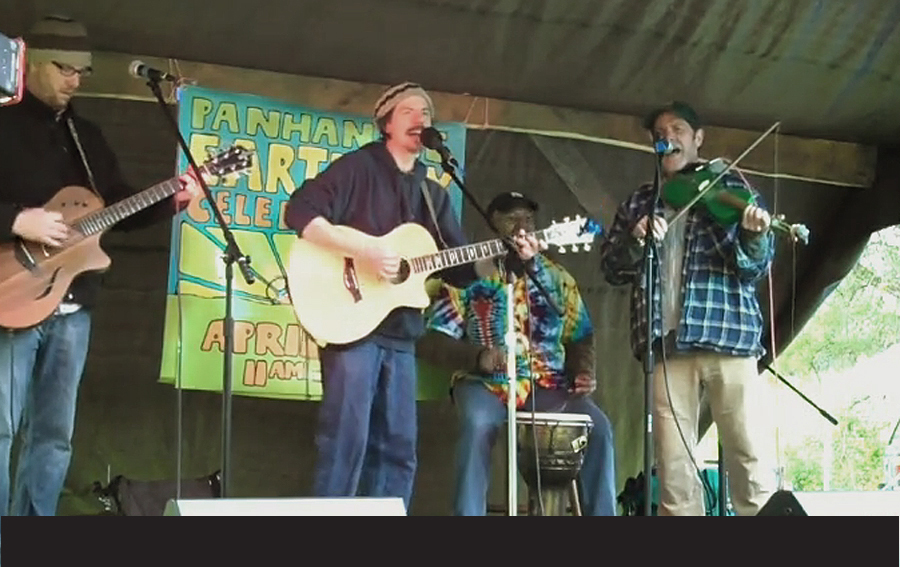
[286,215,601,346]
[0,145,253,328]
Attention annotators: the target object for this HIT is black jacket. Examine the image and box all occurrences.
[0,89,175,309]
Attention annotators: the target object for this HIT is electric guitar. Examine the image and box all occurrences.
[286,215,602,346]
[0,145,254,329]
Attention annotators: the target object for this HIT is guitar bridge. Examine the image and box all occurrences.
[344,258,362,303]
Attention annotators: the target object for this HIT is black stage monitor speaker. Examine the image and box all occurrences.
[759,490,900,515]
[757,490,808,516]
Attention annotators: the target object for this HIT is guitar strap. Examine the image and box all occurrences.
[65,116,101,197]
[420,179,449,249]
[50,115,98,314]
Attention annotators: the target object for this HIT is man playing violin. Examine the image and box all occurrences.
[599,101,775,516]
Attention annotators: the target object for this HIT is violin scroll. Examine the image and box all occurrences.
[773,214,809,245]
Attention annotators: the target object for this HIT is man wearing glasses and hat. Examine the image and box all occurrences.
[419,191,617,516]
[0,15,202,520]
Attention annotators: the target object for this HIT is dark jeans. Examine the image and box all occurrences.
[312,340,417,512]
[0,309,91,523]
[452,379,617,516]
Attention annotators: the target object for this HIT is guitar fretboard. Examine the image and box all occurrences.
[409,228,551,274]
[72,177,186,236]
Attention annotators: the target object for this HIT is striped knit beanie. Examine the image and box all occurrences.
[24,15,92,70]
[373,82,435,122]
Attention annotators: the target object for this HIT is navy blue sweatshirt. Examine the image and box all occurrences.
[284,140,477,351]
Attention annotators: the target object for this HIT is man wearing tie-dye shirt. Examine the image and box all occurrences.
[419,192,616,516]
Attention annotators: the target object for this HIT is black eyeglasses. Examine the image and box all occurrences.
[51,61,92,78]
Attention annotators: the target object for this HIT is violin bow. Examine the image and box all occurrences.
[666,120,781,227]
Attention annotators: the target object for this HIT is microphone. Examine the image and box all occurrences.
[419,126,458,167]
[653,139,676,155]
[129,60,179,83]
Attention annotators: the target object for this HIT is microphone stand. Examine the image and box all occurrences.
[764,365,838,426]
[641,142,666,516]
[433,148,563,517]
[143,77,255,499]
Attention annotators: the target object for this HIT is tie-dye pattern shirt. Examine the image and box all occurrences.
[424,255,593,407]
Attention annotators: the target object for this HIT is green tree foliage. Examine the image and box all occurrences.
[778,227,900,379]
[784,437,823,490]
[776,226,900,491]
[783,403,887,491]
[831,402,886,490]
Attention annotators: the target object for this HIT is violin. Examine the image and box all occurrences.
[661,158,809,244]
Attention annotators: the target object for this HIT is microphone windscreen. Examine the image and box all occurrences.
[128,60,145,78]
[419,127,443,150]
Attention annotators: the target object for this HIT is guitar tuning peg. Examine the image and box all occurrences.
[583,243,591,252]
[558,246,566,254]
[563,216,571,222]
[570,245,578,253]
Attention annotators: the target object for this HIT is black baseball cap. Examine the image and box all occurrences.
[642,100,702,132]
[485,191,538,217]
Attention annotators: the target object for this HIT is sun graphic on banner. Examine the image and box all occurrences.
[173,223,295,306]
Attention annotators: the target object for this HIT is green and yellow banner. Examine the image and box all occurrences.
[159,85,467,401]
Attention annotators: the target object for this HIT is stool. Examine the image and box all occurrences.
[516,411,592,516]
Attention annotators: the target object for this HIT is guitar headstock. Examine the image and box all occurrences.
[201,145,255,177]
[542,215,603,253]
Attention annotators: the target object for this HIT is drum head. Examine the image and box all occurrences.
[515,411,592,425]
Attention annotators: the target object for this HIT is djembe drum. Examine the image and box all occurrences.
[515,411,593,516]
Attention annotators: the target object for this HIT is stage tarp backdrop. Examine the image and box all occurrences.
[158,85,467,401]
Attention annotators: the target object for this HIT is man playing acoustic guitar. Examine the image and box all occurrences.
[284,82,539,512]
[599,101,775,516]
[0,15,202,521]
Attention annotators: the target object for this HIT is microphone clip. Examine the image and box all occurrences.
[435,146,458,168]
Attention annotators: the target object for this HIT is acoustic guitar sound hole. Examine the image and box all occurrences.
[390,259,411,285]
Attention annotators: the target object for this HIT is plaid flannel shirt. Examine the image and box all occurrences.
[599,173,775,362]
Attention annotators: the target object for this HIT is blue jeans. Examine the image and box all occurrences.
[313,340,417,512]
[452,379,617,516]
[0,309,91,519]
